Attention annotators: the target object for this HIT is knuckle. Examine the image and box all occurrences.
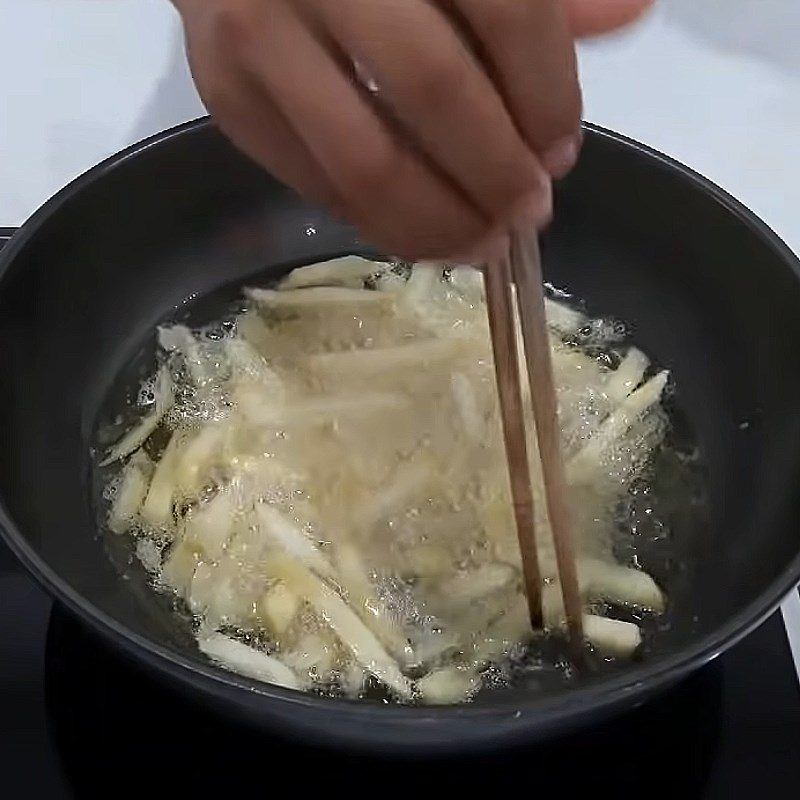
[474,136,548,217]
[523,77,582,151]
[542,90,583,144]
[407,52,467,110]
[354,201,484,262]
[480,0,530,41]
[192,67,233,118]
[210,0,255,50]
[342,143,404,203]
[404,216,487,262]
[555,81,583,127]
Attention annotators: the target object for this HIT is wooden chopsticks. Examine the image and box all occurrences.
[485,254,544,629]
[485,231,584,649]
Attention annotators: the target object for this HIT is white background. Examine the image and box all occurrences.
[1,0,799,670]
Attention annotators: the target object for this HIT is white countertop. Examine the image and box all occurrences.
[2,0,799,669]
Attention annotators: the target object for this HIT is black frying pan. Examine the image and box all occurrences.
[1,119,799,753]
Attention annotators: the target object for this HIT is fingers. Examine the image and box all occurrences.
[179,0,343,211]
[566,0,655,38]
[310,0,551,231]
[227,0,494,260]
[177,0,591,260]
[446,0,582,178]
[192,67,345,213]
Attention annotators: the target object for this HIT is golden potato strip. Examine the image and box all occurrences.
[266,555,414,699]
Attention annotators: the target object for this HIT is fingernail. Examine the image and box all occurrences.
[509,184,553,234]
[542,135,581,178]
[451,234,509,266]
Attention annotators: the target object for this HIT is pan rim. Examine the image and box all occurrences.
[1,116,799,738]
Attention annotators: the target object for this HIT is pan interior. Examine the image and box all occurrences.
[1,122,799,719]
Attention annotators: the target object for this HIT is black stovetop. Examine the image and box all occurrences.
[1,537,799,799]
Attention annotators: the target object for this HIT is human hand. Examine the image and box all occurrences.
[172,0,653,261]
